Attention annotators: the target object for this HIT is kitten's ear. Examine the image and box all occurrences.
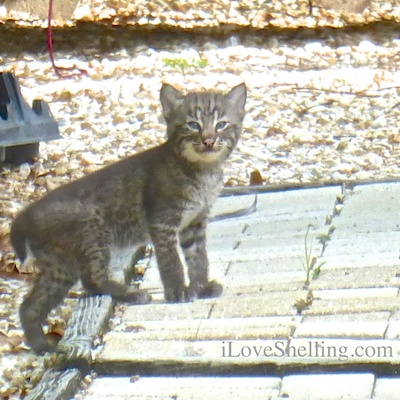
[160,84,183,120]
[226,83,247,115]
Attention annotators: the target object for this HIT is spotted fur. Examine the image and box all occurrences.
[11,83,247,354]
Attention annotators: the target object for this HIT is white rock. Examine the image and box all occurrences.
[371,115,387,128]
[304,42,323,54]
[18,163,31,180]
[336,46,352,55]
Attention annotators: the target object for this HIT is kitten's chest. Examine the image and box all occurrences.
[178,171,222,229]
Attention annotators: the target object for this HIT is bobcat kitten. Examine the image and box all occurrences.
[11,82,247,354]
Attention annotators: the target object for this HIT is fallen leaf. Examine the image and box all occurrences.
[250,170,264,186]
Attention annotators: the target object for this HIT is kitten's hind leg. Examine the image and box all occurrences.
[20,259,77,354]
[82,273,150,304]
[79,238,150,304]
[180,221,223,301]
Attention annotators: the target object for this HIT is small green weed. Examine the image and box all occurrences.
[163,57,208,76]
[302,225,326,286]
[316,226,335,252]
[294,290,314,314]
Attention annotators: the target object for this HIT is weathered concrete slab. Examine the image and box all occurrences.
[280,338,399,364]
[322,183,400,270]
[310,266,400,290]
[223,264,305,288]
[119,289,305,325]
[216,188,340,290]
[294,321,388,339]
[298,312,392,338]
[224,186,339,224]
[385,320,400,340]
[303,296,400,316]
[96,337,400,370]
[313,287,399,299]
[82,184,400,400]
[81,377,281,400]
[210,290,308,318]
[373,377,400,400]
[320,235,400,269]
[280,373,375,400]
[114,316,300,341]
[303,311,391,323]
[122,301,215,322]
[333,183,400,232]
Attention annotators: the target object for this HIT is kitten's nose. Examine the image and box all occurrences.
[203,138,215,148]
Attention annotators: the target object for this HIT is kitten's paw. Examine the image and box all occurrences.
[27,336,58,355]
[198,280,223,299]
[164,287,185,303]
[186,280,223,301]
[125,289,152,304]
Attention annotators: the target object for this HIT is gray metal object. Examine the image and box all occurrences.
[0,72,60,163]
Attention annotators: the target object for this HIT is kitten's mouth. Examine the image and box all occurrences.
[181,142,226,163]
[200,146,220,153]
[196,144,225,156]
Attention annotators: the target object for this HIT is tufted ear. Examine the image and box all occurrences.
[226,83,247,117]
[160,84,183,121]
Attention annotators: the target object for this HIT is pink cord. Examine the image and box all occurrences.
[47,0,87,78]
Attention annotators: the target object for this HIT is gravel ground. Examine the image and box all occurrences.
[2,24,400,397]
[2,0,400,28]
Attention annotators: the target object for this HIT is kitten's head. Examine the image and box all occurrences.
[160,83,246,166]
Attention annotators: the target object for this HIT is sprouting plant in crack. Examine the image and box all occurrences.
[316,225,335,253]
[302,225,326,286]
[294,289,314,314]
[163,57,208,77]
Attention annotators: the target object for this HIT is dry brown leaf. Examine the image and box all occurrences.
[224,178,236,187]
[250,170,264,186]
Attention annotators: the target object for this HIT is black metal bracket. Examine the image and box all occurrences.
[0,72,60,164]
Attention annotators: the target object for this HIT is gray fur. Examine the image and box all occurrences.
[11,83,247,354]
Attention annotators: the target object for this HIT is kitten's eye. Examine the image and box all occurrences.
[187,121,201,131]
[216,121,227,131]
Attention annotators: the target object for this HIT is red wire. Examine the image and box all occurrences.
[47,0,60,77]
[47,0,87,78]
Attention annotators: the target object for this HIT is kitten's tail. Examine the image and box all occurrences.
[10,213,28,262]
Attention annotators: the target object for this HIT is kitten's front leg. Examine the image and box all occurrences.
[150,224,186,302]
[180,220,223,301]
